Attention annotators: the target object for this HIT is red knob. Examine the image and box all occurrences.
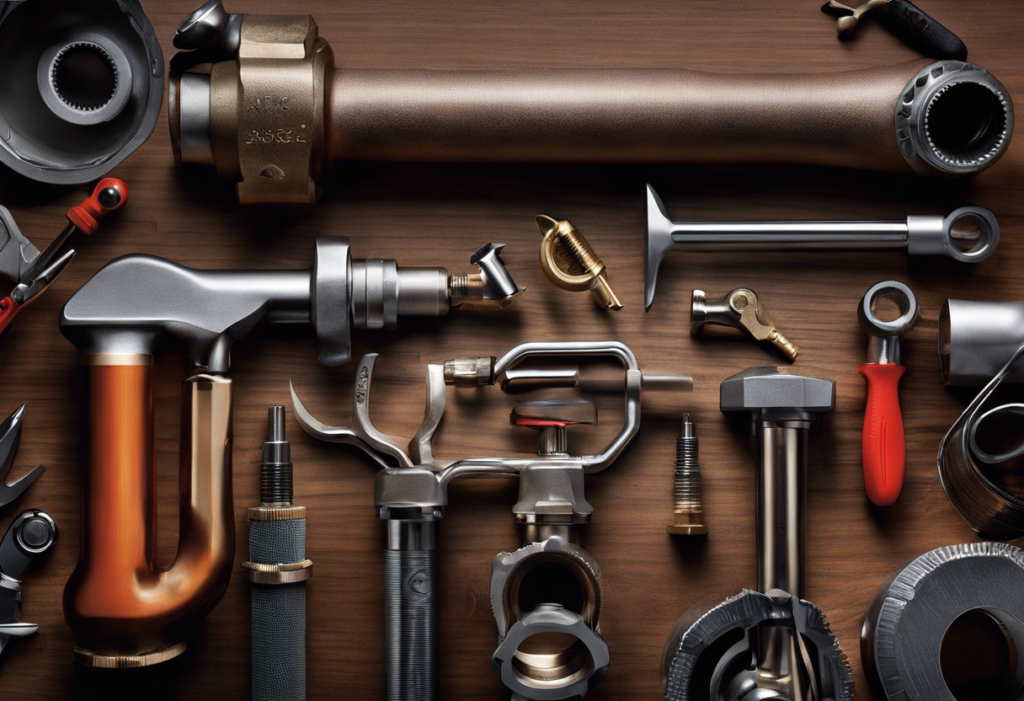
[67,179,129,235]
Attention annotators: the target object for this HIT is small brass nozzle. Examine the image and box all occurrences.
[692,288,799,363]
[536,215,622,311]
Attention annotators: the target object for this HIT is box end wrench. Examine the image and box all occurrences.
[645,184,998,310]
[858,281,920,507]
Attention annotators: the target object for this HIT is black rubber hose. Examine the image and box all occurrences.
[384,547,437,701]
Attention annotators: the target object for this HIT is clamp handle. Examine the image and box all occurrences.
[859,363,907,506]
[67,179,129,235]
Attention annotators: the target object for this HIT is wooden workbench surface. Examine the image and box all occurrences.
[1,0,1021,698]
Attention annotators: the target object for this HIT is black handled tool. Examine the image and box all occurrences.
[0,509,58,659]
[244,407,310,701]
[822,0,968,60]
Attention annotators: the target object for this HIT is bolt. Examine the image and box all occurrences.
[667,414,708,536]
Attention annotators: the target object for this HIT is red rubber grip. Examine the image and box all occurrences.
[859,363,906,507]
[67,179,129,235]
[0,297,19,335]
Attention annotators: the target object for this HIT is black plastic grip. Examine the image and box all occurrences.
[882,0,968,60]
[384,549,436,701]
[250,518,307,701]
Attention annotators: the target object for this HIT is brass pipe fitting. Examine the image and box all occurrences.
[536,215,622,311]
[692,288,799,362]
[170,2,1014,204]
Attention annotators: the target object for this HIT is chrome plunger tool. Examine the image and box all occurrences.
[645,184,998,309]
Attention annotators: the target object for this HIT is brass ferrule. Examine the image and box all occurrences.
[448,273,485,305]
[443,357,495,386]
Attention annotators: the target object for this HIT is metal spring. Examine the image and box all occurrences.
[260,462,293,505]
[674,433,702,511]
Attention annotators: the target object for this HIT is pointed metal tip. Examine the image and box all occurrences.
[535,214,559,237]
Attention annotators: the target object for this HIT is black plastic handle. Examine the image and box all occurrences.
[881,0,968,60]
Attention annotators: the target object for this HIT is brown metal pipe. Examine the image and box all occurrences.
[63,357,235,667]
[171,6,1014,203]
[328,64,920,171]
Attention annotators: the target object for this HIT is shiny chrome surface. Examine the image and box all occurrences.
[646,184,999,309]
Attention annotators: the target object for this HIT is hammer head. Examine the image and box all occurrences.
[720,367,835,422]
[644,184,676,312]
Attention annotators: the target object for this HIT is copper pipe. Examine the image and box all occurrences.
[63,356,234,667]
[327,64,917,171]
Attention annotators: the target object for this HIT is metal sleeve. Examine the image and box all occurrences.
[250,518,307,701]
[384,548,436,701]
[329,63,926,172]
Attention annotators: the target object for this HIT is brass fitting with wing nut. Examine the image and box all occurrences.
[536,215,622,310]
[691,288,799,362]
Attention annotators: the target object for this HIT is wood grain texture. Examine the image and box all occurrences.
[0,0,1021,698]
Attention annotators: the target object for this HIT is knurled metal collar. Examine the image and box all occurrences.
[243,559,313,585]
[247,505,307,521]
[74,642,188,668]
[896,61,1013,175]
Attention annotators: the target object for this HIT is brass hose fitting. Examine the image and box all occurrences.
[536,215,622,310]
[692,288,799,362]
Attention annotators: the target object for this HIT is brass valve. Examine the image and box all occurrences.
[691,288,799,362]
[536,215,622,311]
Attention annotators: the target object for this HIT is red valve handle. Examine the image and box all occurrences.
[859,363,906,507]
[0,297,20,335]
[67,179,129,235]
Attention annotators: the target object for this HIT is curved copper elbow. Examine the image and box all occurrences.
[64,356,235,668]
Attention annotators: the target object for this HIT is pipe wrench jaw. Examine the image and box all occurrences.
[0,405,44,510]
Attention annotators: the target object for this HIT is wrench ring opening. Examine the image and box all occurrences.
[860,281,919,337]
[945,208,1000,262]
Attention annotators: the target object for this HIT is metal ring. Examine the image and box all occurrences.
[943,207,1000,263]
[859,281,919,337]
[37,38,132,126]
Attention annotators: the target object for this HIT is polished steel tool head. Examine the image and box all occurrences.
[720,367,835,420]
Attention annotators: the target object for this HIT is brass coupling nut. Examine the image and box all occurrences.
[536,215,622,310]
[171,13,331,204]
